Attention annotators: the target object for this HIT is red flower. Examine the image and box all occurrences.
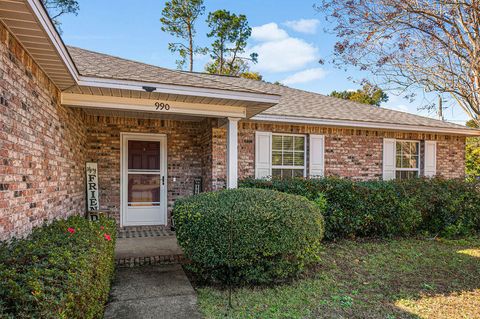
[100,226,105,230]
[67,227,75,234]
[103,233,111,241]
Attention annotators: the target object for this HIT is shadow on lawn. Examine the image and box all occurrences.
[313,238,480,319]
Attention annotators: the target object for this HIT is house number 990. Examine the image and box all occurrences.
[155,102,170,111]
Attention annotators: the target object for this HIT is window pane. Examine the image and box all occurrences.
[396,170,419,180]
[293,169,304,178]
[272,135,282,150]
[399,155,418,168]
[407,156,418,168]
[283,136,294,151]
[410,142,419,155]
[401,155,410,168]
[272,151,282,165]
[272,169,282,178]
[396,142,402,154]
[396,155,402,168]
[128,174,160,206]
[294,137,304,151]
[282,169,293,178]
[283,151,294,165]
[128,140,160,170]
[294,152,304,166]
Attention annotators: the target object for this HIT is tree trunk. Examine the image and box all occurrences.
[188,23,193,72]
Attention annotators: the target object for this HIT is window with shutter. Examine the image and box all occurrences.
[384,139,425,180]
[395,140,420,179]
[271,134,306,179]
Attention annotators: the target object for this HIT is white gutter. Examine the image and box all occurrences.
[252,114,480,136]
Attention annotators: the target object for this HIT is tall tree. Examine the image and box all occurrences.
[205,10,258,76]
[330,83,389,107]
[316,1,480,126]
[240,72,263,81]
[160,0,206,71]
[42,0,79,29]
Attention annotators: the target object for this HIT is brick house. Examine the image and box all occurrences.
[1,0,478,240]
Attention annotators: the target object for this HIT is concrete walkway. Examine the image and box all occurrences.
[104,264,202,319]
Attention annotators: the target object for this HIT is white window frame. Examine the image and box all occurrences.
[271,133,307,178]
[395,140,421,179]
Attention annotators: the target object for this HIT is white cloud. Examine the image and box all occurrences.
[284,19,320,34]
[251,22,288,42]
[281,68,327,85]
[249,23,319,73]
[250,38,318,72]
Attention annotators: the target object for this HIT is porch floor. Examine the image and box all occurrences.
[115,230,184,267]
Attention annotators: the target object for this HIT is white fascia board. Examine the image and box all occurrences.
[252,114,480,136]
[76,76,280,104]
[27,0,80,81]
[61,93,247,118]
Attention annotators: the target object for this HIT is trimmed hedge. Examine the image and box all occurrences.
[174,188,325,284]
[240,177,480,240]
[0,216,116,319]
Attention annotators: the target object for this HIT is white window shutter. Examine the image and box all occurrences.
[309,135,325,178]
[424,141,437,177]
[383,138,396,180]
[255,131,272,179]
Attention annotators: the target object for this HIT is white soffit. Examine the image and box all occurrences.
[0,0,78,89]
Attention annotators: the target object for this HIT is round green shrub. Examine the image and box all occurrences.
[173,188,325,285]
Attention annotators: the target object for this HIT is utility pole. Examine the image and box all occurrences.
[438,95,444,121]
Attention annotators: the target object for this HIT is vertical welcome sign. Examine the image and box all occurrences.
[86,162,99,211]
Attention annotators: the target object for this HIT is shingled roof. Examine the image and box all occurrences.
[67,46,272,95]
[67,46,475,133]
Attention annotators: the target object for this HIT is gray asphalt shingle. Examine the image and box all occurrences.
[67,46,472,131]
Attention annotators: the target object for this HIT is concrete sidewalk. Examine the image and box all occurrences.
[104,264,202,319]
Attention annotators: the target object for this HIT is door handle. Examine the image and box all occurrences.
[162,176,165,186]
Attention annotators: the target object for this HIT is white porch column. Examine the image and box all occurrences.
[226,117,240,189]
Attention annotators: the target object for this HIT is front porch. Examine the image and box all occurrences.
[79,111,239,228]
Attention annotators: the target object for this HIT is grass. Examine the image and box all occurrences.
[196,237,480,319]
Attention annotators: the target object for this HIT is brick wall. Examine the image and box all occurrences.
[83,115,209,226]
[231,121,466,181]
[437,138,466,179]
[0,23,86,241]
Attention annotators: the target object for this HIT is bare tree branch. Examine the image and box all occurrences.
[317,0,480,125]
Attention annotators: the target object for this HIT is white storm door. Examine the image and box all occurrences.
[121,133,167,226]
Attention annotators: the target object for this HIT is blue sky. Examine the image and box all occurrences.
[59,0,468,124]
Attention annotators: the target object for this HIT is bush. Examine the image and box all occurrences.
[174,188,325,285]
[240,177,480,240]
[0,216,116,319]
[397,178,480,237]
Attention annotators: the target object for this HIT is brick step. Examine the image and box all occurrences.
[116,254,185,268]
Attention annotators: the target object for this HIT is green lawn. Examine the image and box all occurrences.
[196,238,480,319]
